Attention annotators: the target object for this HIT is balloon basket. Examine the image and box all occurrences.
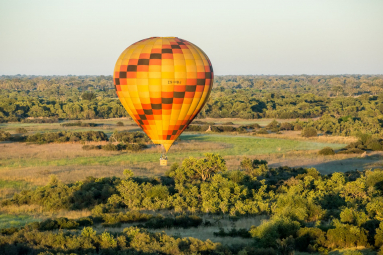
[160,159,168,166]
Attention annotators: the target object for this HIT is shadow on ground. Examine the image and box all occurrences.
[270,153,383,175]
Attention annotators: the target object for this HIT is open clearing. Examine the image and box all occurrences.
[1,117,381,196]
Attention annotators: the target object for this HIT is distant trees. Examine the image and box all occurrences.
[81,91,97,101]
[2,75,383,124]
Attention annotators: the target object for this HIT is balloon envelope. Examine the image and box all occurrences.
[113,37,213,152]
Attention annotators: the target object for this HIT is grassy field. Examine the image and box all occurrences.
[0,214,38,229]
[1,117,377,197]
[0,132,346,186]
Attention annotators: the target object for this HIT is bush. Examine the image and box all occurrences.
[82,145,101,150]
[326,223,368,248]
[15,127,28,133]
[101,143,125,151]
[366,140,383,151]
[26,131,108,144]
[257,129,269,134]
[249,217,300,248]
[296,227,326,252]
[280,122,294,131]
[39,218,79,230]
[22,118,59,123]
[3,176,119,211]
[0,130,11,141]
[318,147,335,155]
[116,121,124,126]
[61,121,97,127]
[110,131,150,144]
[266,120,280,131]
[294,124,303,131]
[337,148,365,154]
[301,127,317,137]
[214,227,251,238]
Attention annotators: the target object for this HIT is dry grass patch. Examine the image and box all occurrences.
[255,131,357,144]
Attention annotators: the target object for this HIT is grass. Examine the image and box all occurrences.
[0,180,34,199]
[0,134,345,169]
[0,118,350,186]
[0,214,39,229]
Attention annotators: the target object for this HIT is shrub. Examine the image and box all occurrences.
[77,217,93,227]
[250,123,261,129]
[0,130,11,141]
[301,127,317,137]
[82,145,101,150]
[326,223,368,248]
[26,131,108,144]
[110,131,150,144]
[0,227,19,235]
[342,251,363,255]
[126,143,147,151]
[257,129,269,134]
[295,227,326,252]
[376,222,383,247]
[366,140,383,151]
[61,121,97,127]
[101,143,124,151]
[294,124,303,131]
[81,226,97,237]
[15,127,28,133]
[266,120,280,131]
[249,216,300,248]
[214,227,251,238]
[318,147,335,155]
[38,218,79,230]
[116,121,124,126]
[22,118,59,123]
[337,148,365,154]
[280,122,294,131]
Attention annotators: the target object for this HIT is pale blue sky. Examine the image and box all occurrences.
[0,0,382,75]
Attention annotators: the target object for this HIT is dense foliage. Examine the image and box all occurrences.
[2,154,383,254]
[2,75,383,126]
[25,131,108,144]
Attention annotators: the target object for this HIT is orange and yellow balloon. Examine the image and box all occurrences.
[113,37,213,152]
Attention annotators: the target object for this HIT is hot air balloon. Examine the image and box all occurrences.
[113,37,213,165]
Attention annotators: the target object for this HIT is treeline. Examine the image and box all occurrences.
[0,130,150,150]
[2,154,383,254]
[2,75,383,123]
[214,74,383,96]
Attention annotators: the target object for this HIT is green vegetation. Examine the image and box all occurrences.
[2,75,383,137]
[0,214,37,229]
[0,134,345,171]
[2,75,383,254]
[1,154,383,254]
[61,121,98,127]
[82,143,147,152]
[301,127,318,137]
[25,131,108,144]
[318,147,336,155]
